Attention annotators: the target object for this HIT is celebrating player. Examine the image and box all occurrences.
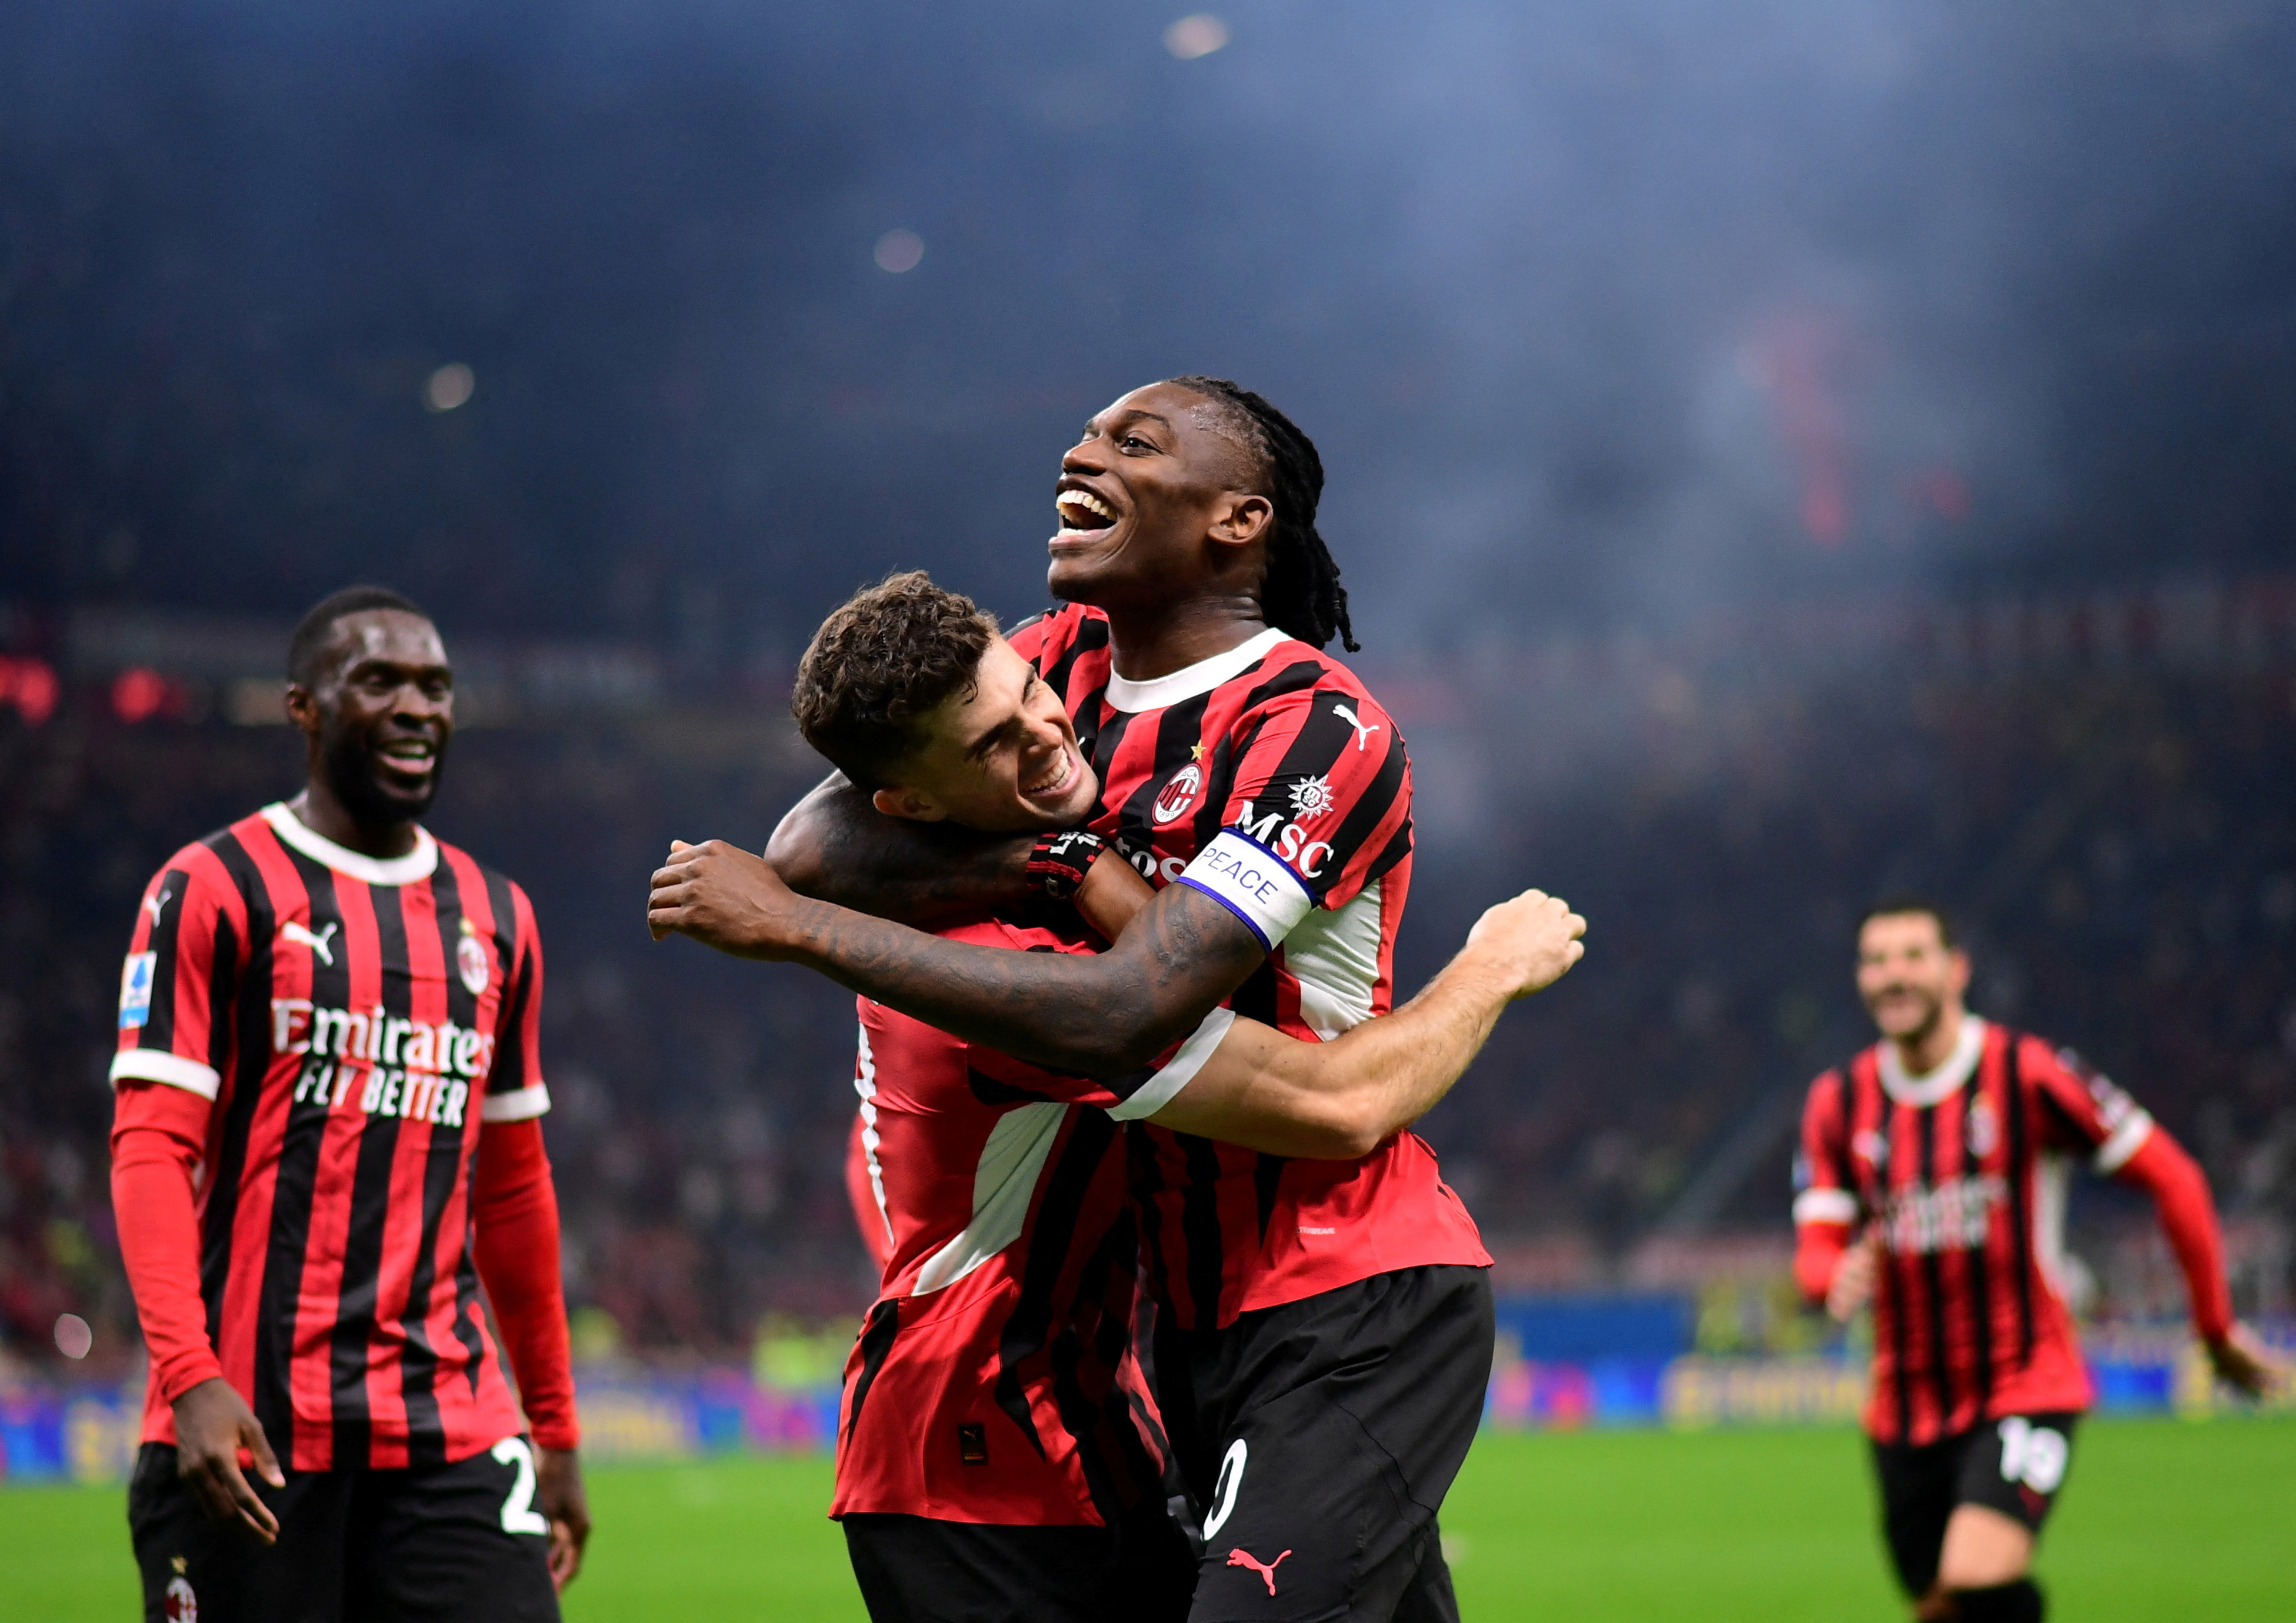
[109,587,587,1621]
[1792,899,2280,1623]
[652,378,1502,1620]
[759,572,1584,1622]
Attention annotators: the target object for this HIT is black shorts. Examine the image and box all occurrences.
[1869,1412,2081,1596]
[1152,1264,1495,1623]
[843,1492,1198,1623]
[128,1437,558,1623]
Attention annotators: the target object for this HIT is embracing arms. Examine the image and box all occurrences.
[653,837,1269,1076]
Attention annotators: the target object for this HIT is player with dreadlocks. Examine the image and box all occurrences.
[652,378,1497,1620]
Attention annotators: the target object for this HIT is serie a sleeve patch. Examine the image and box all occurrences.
[1175,827,1317,952]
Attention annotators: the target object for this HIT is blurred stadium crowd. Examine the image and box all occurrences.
[2,573,2291,1381]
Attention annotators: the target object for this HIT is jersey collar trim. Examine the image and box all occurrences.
[1104,625,1289,713]
[1877,1012,1987,1108]
[260,802,439,887]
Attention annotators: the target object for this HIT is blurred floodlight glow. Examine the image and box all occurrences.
[873,229,924,273]
[55,1313,93,1359]
[1164,15,1229,59]
[424,363,476,412]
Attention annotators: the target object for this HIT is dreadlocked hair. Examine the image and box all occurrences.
[1164,375,1357,652]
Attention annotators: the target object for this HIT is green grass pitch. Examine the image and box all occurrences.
[3,1418,2287,1619]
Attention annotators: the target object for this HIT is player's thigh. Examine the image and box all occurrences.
[842,1512,1119,1623]
[346,1437,558,1623]
[1938,1412,2078,1586]
[1387,1521,1459,1623]
[1868,1434,1961,1598]
[128,1442,353,1623]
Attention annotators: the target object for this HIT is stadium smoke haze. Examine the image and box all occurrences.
[3,1,2292,660]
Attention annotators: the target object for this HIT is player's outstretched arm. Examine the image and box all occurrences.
[764,772,1035,927]
[2113,1126,2290,1398]
[1145,889,1587,1158]
[651,838,1265,1076]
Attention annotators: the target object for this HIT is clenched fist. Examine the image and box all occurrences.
[648,839,807,959]
[1461,888,1588,1000]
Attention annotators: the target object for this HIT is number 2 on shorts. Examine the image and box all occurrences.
[492,1437,551,1535]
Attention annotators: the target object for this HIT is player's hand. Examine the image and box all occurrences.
[1461,888,1587,999]
[1827,1231,1880,1322]
[648,839,804,958]
[2206,1322,2288,1399]
[172,1377,285,1544]
[535,1446,591,1592]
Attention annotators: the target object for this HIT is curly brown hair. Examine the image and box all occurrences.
[791,571,1000,788]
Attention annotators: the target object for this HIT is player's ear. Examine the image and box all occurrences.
[870,785,948,824]
[1207,491,1272,549]
[284,683,321,736]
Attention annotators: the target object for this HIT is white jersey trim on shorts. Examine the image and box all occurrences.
[261,802,439,887]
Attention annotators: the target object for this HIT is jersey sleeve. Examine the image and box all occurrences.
[2027,1041,2153,1172]
[481,882,550,1122]
[1004,602,1088,673]
[1792,1069,1862,1228]
[108,845,249,1102]
[1175,675,1411,951]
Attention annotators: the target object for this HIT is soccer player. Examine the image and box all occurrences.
[1793,899,2281,1623]
[652,378,1501,1619]
[731,572,1583,1622]
[109,587,587,1621]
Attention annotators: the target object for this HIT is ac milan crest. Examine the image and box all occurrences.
[1153,762,1204,826]
[457,929,491,997]
[165,1575,198,1623]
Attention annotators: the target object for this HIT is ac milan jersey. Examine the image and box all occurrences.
[833,916,1166,1527]
[1793,1016,2157,1445]
[111,802,546,1471]
[1009,604,1489,1331]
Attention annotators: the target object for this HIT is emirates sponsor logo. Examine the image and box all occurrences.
[1880,1174,2005,1255]
[270,999,492,1125]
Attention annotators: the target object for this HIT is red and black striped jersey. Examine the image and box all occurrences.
[1009,604,1489,1332]
[1793,1016,2155,1445]
[110,802,546,1471]
[834,916,1166,1526]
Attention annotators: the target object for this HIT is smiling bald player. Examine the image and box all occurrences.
[653,378,1519,1622]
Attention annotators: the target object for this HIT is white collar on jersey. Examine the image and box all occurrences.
[1103,625,1291,714]
[1877,1012,1987,1108]
[260,802,439,887]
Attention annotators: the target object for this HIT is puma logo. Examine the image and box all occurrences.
[1332,702,1380,752]
[143,888,174,928]
[1227,1548,1292,1597]
[281,920,338,967]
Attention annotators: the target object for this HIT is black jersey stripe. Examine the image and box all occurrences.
[135,864,197,1057]
[1044,1192,1135,1522]
[198,833,273,1372]
[2002,1035,2035,1364]
[1039,609,1111,702]
[1115,692,1214,848]
[251,839,335,1457]
[1915,1099,1954,1442]
[482,871,531,1098]
[1960,1074,1995,1411]
[1126,1123,1177,1314]
[993,1109,1118,1460]
[1252,1152,1287,1245]
[395,860,482,1467]
[1863,1068,1912,1445]
[1178,1132,1226,1329]
[845,1299,901,1442]
[329,874,415,1469]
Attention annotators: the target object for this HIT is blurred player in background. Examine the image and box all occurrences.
[109,587,587,1621]
[654,378,1501,1621]
[747,574,1584,1622]
[1793,899,2280,1623]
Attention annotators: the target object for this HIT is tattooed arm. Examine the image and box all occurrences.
[764,772,1035,927]
[651,838,1264,1075]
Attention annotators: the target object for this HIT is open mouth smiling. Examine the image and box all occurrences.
[1053,484,1119,539]
[1023,748,1080,801]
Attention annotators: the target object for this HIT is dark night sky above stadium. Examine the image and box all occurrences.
[4,2,2293,665]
